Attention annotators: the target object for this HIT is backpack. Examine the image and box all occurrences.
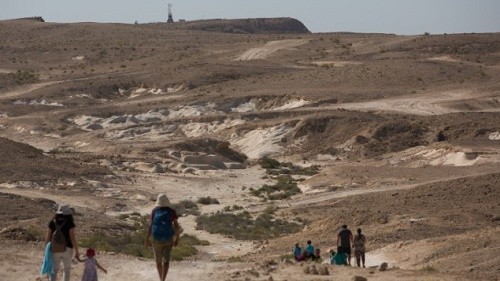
[151,208,174,242]
[51,220,67,253]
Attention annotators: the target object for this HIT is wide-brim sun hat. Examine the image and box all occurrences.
[155,193,171,207]
[56,204,71,215]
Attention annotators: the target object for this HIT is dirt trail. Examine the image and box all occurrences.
[236,39,308,61]
[299,88,500,115]
[0,81,62,100]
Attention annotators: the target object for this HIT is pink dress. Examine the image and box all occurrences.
[81,257,98,281]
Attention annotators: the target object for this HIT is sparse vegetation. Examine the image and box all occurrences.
[259,157,319,176]
[196,210,301,240]
[250,175,301,200]
[197,196,220,205]
[171,200,200,216]
[8,69,39,85]
[422,265,437,272]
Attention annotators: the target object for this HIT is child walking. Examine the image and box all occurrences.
[79,248,107,281]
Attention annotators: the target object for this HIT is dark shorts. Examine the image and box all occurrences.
[152,239,174,263]
[339,246,351,256]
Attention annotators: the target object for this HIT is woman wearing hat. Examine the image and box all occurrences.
[44,204,80,281]
[145,194,181,281]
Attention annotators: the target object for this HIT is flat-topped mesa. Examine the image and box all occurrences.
[15,16,45,22]
[176,17,310,34]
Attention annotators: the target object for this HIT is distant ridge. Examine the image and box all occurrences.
[174,17,310,34]
[14,16,45,22]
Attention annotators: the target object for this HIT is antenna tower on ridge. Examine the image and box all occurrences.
[167,3,174,23]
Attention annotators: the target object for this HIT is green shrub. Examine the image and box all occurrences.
[422,265,437,272]
[259,157,281,169]
[197,196,220,205]
[171,234,210,261]
[8,69,39,85]
[259,157,319,176]
[251,175,301,200]
[172,200,199,216]
[196,211,301,240]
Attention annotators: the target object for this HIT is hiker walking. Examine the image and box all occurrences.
[145,194,181,281]
[337,224,353,265]
[353,228,367,267]
[44,204,80,281]
[78,248,107,281]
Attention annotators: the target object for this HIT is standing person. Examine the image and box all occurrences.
[79,248,107,281]
[44,204,80,281]
[145,194,181,281]
[337,224,353,265]
[353,228,367,267]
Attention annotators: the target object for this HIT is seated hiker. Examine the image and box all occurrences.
[312,248,321,262]
[329,249,336,265]
[304,240,315,260]
[292,243,304,261]
[333,246,348,265]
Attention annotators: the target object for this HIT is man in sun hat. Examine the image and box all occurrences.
[145,194,181,281]
[56,204,72,215]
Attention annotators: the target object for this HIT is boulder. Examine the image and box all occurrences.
[379,262,388,271]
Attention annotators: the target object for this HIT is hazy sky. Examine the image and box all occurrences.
[1,0,499,34]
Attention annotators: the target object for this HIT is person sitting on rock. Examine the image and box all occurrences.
[312,248,321,262]
[292,242,304,261]
[304,240,316,260]
[332,246,348,265]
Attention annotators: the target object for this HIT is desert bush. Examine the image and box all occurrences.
[197,196,220,205]
[259,157,319,176]
[172,200,199,216]
[8,69,39,85]
[251,175,301,200]
[259,157,281,169]
[422,265,437,272]
[171,234,209,261]
[223,205,244,212]
[196,211,301,240]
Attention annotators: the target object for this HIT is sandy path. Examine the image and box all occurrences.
[0,81,62,100]
[0,68,15,74]
[236,39,308,61]
[0,240,463,281]
[294,89,500,116]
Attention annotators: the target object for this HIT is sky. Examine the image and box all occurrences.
[1,0,499,35]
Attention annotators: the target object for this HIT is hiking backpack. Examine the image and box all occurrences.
[51,220,67,253]
[151,208,174,242]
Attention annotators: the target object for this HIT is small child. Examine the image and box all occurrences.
[329,249,336,265]
[79,248,107,281]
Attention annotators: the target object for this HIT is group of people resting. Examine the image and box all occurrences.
[292,225,367,268]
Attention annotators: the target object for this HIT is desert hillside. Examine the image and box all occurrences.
[0,18,499,281]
